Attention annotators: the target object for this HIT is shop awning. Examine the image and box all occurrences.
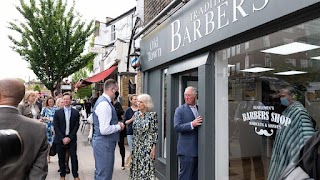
[75,65,118,88]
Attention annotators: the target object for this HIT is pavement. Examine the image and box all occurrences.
[46,123,130,180]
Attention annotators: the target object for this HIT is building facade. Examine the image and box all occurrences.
[80,7,139,108]
[138,0,320,179]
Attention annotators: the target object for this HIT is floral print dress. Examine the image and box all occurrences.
[130,111,158,180]
[41,106,57,145]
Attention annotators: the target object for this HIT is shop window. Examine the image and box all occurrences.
[216,17,320,180]
[236,45,241,55]
[231,46,236,56]
[161,69,167,159]
[285,58,297,66]
[236,62,240,73]
[262,36,270,47]
[111,25,116,41]
[245,54,250,69]
[245,42,250,50]
[264,54,272,67]
[301,59,309,68]
[227,48,231,58]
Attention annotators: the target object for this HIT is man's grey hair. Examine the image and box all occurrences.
[185,86,198,96]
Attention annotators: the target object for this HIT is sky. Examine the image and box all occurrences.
[0,0,136,81]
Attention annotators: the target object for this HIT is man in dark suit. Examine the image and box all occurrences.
[174,86,202,180]
[0,78,49,180]
[53,92,80,180]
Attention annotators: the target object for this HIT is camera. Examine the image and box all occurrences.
[0,129,23,168]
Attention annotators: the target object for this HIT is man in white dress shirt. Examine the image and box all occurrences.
[92,79,125,180]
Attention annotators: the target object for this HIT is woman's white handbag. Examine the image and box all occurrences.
[87,114,93,124]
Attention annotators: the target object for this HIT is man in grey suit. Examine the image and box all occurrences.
[0,78,49,180]
[174,86,202,180]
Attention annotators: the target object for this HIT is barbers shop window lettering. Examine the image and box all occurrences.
[235,105,280,137]
[236,104,292,137]
[242,107,292,128]
[171,0,269,52]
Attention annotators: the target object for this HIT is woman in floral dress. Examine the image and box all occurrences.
[41,96,57,163]
[130,94,158,180]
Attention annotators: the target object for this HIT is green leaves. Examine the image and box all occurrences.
[8,0,96,94]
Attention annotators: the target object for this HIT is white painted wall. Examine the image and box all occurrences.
[136,0,144,23]
[93,8,139,73]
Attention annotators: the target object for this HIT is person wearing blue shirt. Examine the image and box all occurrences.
[124,94,138,166]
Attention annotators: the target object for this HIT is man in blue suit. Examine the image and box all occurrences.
[174,86,202,180]
[53,92,80,180]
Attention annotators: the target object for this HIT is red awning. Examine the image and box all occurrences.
[75,65,117,88]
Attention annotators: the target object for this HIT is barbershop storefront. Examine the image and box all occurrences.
[139,0,320,179]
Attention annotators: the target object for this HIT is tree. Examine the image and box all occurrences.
[33,84,41,92]
[8,0,96,95]
[72,68,88,83]
[72,68,92,99]
[75,86,92,99]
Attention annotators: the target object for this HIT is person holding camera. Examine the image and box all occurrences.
[0,78,49,180]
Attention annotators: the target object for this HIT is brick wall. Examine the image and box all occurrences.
[136,71,143,95]
[144,0,171,24]
[120,75,136,110]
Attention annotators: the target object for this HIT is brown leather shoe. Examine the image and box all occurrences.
[60,177,65,180]
[74,178,80,180]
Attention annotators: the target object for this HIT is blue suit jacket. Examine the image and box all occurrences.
[53,107,80,144]
[174,103,198,157]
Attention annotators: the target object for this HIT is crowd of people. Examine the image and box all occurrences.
[0,78,162,180]
[1,77,316,180]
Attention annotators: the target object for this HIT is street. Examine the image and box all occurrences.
[46,123,130,180]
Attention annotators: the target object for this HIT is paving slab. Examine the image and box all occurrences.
[47,125,130,180]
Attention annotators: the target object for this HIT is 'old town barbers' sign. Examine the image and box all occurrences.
[140,0,319,70]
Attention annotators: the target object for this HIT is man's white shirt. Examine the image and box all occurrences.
[189,105,198,129]
[94,93,121,135]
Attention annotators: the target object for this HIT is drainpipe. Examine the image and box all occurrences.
[133,0,185,40]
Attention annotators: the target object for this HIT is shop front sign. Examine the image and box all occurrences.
[141,0,320,70]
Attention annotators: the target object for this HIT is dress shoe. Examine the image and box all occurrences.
[60,177,65,180]
[74,177,80,180]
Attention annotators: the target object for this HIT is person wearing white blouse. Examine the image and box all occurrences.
[18,90,41,120]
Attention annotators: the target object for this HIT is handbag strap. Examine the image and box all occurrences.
[295,131,320,165]
[281,131,319,180]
